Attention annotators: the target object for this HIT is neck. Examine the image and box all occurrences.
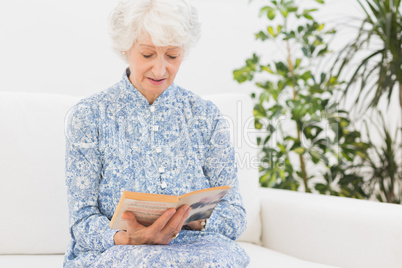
[128,76,161,105]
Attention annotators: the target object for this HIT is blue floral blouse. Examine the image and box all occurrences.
[63,69,249,267]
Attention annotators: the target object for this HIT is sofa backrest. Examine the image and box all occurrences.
[0,91,261,254]
[0,92,80,254]
[203,94,261,244]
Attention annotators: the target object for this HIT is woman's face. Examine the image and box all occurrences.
[126,35,184,103]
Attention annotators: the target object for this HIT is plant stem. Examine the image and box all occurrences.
[380,177,389,203]
[286,39,311,193]
[399,84,402,110]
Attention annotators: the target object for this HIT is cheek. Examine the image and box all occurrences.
[129,54,148,78]
[169,62,183,76]
[131,64,147,79]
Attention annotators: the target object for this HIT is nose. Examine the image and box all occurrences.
[152,56,167,78]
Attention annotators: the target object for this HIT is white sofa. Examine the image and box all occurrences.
[1,91,401,268]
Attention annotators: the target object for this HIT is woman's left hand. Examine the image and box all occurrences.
[183,219,205,231]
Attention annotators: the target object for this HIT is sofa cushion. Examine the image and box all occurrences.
[0,254,64,268]
[238,242,340,268]
[204,94,261,244]
[0,92,80,254]
[259,188,402,268]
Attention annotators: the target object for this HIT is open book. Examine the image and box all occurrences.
[110,186,230,230]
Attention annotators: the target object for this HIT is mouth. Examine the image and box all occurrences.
[147,77,167,86]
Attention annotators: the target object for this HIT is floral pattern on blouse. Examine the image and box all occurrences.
[63,69,249,267]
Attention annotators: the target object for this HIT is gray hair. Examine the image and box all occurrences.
[109,0,201,62]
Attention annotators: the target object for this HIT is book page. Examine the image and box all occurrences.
[111,199,177,230]
[110,186,230,230]
[178,187,230,223]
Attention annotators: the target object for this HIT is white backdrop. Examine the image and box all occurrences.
[1,0,400,147]
[0,0,366,97]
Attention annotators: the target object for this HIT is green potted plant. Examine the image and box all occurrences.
[334,0,402,111]
[364,112,402,203]
[333,0,401,203]
[233,0,369,197]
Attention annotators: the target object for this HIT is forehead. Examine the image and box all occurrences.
[136,33,182,51]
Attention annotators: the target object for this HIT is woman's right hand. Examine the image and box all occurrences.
[113,205,190,245]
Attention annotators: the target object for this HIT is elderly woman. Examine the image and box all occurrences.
[63,0,249,267]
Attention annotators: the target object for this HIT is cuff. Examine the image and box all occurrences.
[204,212,224,233]
[104,227,120,248]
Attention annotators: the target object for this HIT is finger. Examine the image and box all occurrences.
[157,206,190,245]
[162,205,190,234]
[122,211,143,232]
[174,206,191,231]
[149,208,176,231]
[121,211,134,220]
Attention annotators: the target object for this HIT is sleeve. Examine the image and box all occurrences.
[201,103,247,240]
[65,100,118,253]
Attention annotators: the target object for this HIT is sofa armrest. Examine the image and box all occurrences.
[259,187,402,268]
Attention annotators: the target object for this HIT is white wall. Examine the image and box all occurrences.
[0,0,399,138]
[0,0,365,97]
[0,0,255,97]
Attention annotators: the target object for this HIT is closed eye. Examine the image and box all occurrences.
[143,54,153,58]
